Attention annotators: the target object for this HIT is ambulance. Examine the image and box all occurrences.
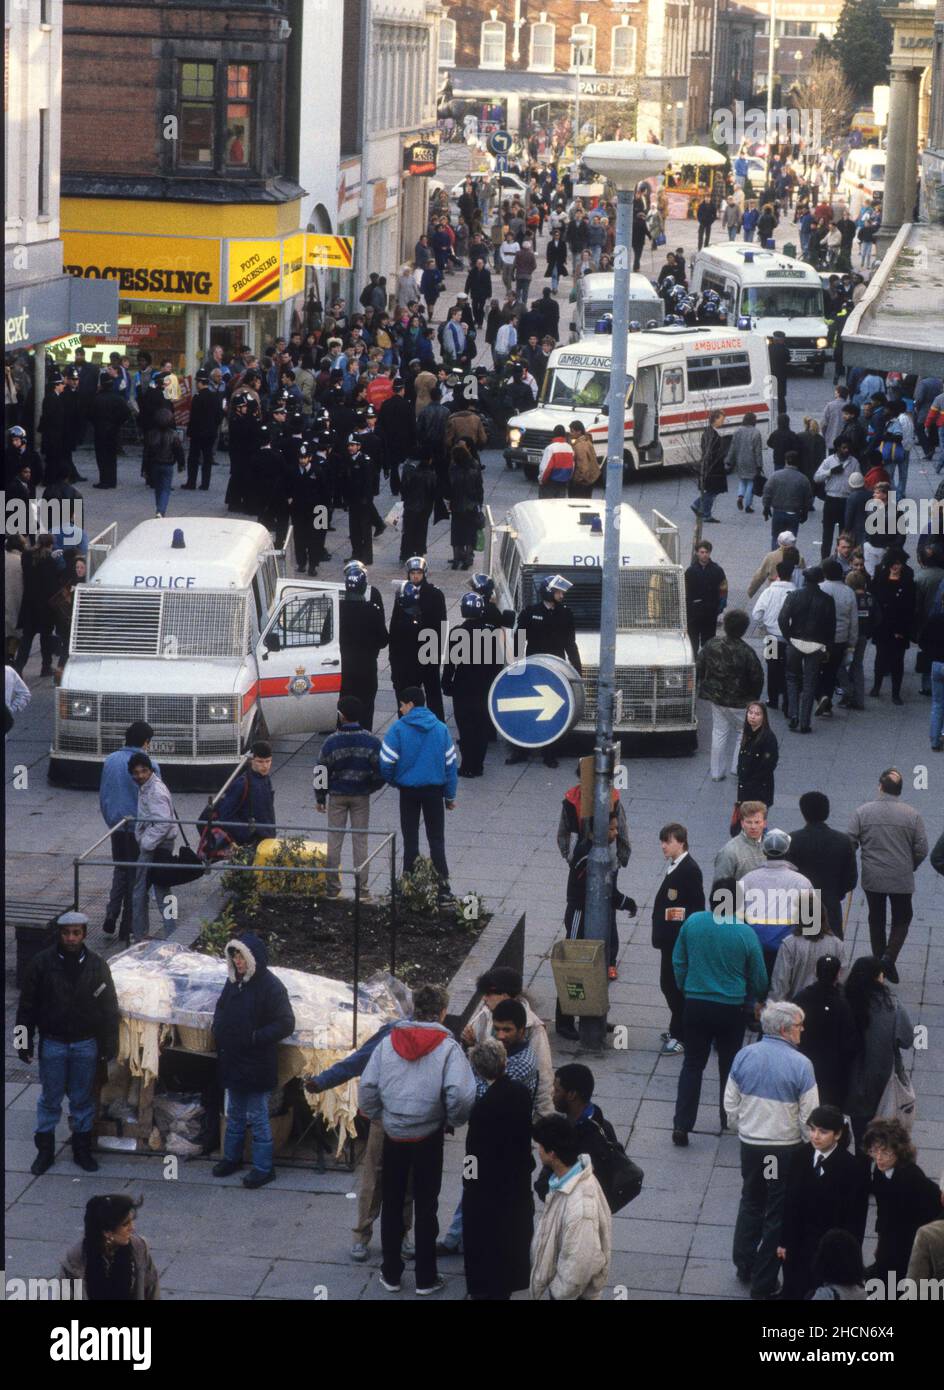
[569,272,664,342]
[486,499,696,745]
[690,245,831,373]
[49,517,343,789]
[839,147,886,219]
[503,325,773,479]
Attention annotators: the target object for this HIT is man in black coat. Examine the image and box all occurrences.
[685,540,728,655]
[778,1105,869,1299]
[91,373,132,489]
[211,932,295,1189]
[442,594,503,777]
[16,912,120,1176]
[339,565,389,730]
[184,369,224,489]
[38,371,70,485]
[344,435,375,565]
[398,456,437,563]
[779,568,837,732]
[787,791,858,937]
[532,288,560,342]
[60,368,87,482]
[507,574,582,768]
[285,445,324,576]
[226,392,263,512]
[389,558,447,719]
[768,332,791,413]
[652,824,706,1053]
[376,377,416,496]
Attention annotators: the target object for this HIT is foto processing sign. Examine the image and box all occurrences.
[227,240,282,303]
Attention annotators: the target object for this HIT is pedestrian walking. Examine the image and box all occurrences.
[652,823,705,1056]
[843,956,914,1149]
[91,371,132,490]
[691,409,728,521]
[747,530,806,598]
[725,1000,819,1300]
[861,1120,941,1284]
[730,411,764,512]
[16,911,119,1176]
[380,686,457,899]
[751,559,797,711]
[685,541,728,656]
[462,1037,534,1300]
[713,801,768,882]
[183,370,223,489]
[568,420,601,497]
[786,792,858,938]
[869,549,915,704]
[777,1106,869,1301]
[768,333,790,414]
[359,983,476,1296]
[529,1114,611,1301]
[128,752,177,940]
[99,721,161,941]
[537,424,574,499]
[814,440,858,558]
[210,933,295,1189]
[794,956,859,1108]
[779,567,836,732]
[734,702,778,829]
[61,1196,160,1301]
[671,881,768,1146]
[447,442,483,571]
[740,829,815,981]
[768,907,843,1003]
[847,769,928,982]
[696,196,717,250]
[762,451,812,550]
[696,609,765,783]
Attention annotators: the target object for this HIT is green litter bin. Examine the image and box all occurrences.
[782,242,797,260]
[551,938,608,1017]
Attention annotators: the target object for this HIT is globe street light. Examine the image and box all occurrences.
[578,140,669,1051]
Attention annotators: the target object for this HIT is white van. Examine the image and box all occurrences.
[50,517,343,789]
[690,245,830,374]
[486,499,696,744]
[839,148,886,219]
[570,272,664,342]
[503,326,773,479]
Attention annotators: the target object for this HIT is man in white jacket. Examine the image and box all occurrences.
[530,1114,611,1300]
[751,559,797,713]
[128,752,177,940]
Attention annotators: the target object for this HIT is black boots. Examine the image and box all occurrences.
[31,1131,55,1176]
[71,1131,99,1172]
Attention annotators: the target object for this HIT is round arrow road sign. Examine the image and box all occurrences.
[488,655,585,749]
[488,129,512,156]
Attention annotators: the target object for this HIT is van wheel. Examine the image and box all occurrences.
[622,450,637,481]
[812,364,826,377]
[681,729,698,756]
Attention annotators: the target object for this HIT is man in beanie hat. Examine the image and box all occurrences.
[16,912,120,1175]
[843,471,868,546]
[739,830,815,980]
[747,531,807,598]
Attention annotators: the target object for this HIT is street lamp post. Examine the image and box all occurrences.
[766,0,777,176]
[571,39,586,183]
[577,140,670,1052]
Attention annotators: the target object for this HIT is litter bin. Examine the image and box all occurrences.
[782,242,797,260]
[551,938,608,1017]
[10,903,70,988]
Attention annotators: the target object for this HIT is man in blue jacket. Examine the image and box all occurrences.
[215,740,277,846]
[305,1012,414,1263]
[98,720,160,941]
[380,686,457,900]
[211,933,295,1189]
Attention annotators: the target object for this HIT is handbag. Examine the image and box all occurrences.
[872,1050,916,1131]
[146,809,207,889]
[588,1119,644,1213]
[654,232,667,248]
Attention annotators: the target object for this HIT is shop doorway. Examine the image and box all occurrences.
[208,320,252,358]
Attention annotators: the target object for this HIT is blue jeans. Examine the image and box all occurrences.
[550,269,560,291]
[224,1088,274,1174]
[744,227,756,242]
[693,491,716,518]
[737,478,754,508]
[886,453,909,497]
[37,1036,99,1134]
[153,463,174,515]
[770,509,801,549]
[728,226,738,241]
[931,661,944,747]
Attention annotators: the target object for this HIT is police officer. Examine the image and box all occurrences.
[389,556,447,719]
[344,433,375,566]
[251,424,284,537]
[285,444,322,575]
[38,370,70,486]
[344,559,384,617]
[91,370,132,490]
[60,366,87,482]
[376,375,416,496]
[5,425,42,491]
[442,591,502,777]
[226,391,262,512]
[468,572,514,630]
[184,368,223,490]
[339,564,389,731]
[353,405,387,537]
[507,574,582,768]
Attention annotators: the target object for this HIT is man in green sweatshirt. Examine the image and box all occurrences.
[670,879,768,1147]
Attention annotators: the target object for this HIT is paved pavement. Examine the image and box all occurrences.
[5,177,942,1301]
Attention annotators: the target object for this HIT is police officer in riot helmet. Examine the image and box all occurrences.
[442,591,502,778]
[344,559,384,617]
[469,572,514,630]
[388,556,447,719]
[339,563,389,731]
[507,574,582,768]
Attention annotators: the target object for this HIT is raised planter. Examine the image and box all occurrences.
[444,910,525,1037]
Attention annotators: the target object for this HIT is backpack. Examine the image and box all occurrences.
[881,418,904,463]
[196,772,252,862]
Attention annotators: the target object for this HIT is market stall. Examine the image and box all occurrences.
[662,145,728,218]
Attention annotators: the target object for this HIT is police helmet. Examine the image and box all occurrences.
[645,319,659,329]
[460,592,486,620]
[344,559,367,578]
[195,369,210,384]
[538,573,573,600]
[628,321,642,332]
[345,569,368,596]
[469,572,494,600]
[672,284,687,301]
[62,365,78,381]
[7,425,27,440]
[662,276,676,293]
[346,433,360,446]
[405,555,428,576]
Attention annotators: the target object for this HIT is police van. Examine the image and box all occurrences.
[690,245,831,373]
[50,518,343,789]
[486,499,697,745]
[503,325,772,479]
[569,272,664,342]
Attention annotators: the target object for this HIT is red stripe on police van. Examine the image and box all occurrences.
[257,673,343,698]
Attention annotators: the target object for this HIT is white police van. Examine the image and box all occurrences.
[486,499,696,745]
[503,325,772,479]
[569,272,664,342]
[690,245,831,373]
[50,518,343,788]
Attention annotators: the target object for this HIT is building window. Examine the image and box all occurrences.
[225,64,254,167]
[439,16,456,66]
[570,23,596,73]
[529,21,555,72]
[612,23,636,74]
[480,20,506,69]
[179,61,216,166]
[38,108,49,215]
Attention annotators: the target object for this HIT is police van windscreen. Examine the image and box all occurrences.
[740,284,825,319]
[524,567,683,631]
[541,364,633,410]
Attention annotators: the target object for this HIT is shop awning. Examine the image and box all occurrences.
[449,69,589,102]
[4,273,119,351]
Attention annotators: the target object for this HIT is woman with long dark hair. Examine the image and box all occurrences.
[733,701,778,834]
[843,956,913,1150]
[794,955,858,1106]
[61,1194,159,1300]
[870,547,915,703]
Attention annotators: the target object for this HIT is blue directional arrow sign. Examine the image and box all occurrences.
[488,128,512,156]
[494,154,509,174]
[488,655,585,749]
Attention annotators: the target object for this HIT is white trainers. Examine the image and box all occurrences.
[350,1242,369,1263]
[416,1275,446,1295]
[660,1037,684,1056]
[378,1275,401,1292]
